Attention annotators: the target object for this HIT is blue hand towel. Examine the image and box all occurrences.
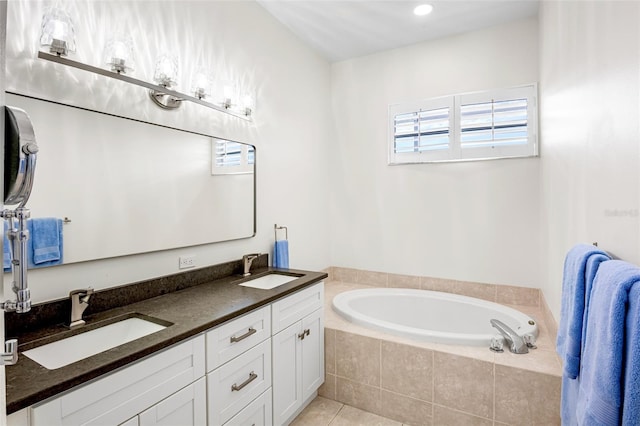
[3,221,11,272]
[273,240,289,269]
[557,244,610,380]
[28,218,63,268]
[576,260,640,426]
[623,283,640,424]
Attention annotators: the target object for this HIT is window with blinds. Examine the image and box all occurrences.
[388,84,537,164]
[211,139,255,175]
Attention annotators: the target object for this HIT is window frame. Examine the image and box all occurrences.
[388,84,538,164]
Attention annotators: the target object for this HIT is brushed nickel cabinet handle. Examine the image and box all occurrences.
[230,327,257,343]
[298,329,310,340]
[231,371,258,392]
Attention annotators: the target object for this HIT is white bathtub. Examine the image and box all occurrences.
[332,288,538,346]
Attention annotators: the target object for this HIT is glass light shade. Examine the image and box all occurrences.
[153,55,179,87]
[104,36,135,74]
[240,92,256,116]
[222,83,237,109]
[190,69,212,99]
[40,8,76,56]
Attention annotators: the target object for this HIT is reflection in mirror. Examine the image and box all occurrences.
[6,92,256,265]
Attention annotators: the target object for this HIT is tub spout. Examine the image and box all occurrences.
[490,319,528,354]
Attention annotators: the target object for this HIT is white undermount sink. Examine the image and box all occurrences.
[23,317,167,370]
[238,273,299,290]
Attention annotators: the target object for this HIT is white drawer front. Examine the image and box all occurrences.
[207,339,272,425]
[31,335,205,426]
[272,283,324,334]
[223,388,272,426]
[206,305,271,372]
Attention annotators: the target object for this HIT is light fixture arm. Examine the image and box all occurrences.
[37,51,252,120]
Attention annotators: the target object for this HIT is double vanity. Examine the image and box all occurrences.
[5,254,327,425]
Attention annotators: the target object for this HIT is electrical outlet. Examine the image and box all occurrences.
[179,255,196,269]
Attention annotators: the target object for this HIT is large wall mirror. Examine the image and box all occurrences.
[6,92,256,265]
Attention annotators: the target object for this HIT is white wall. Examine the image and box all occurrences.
[539,1,640,320]
[5,1,332,303]
[329,18,542,288]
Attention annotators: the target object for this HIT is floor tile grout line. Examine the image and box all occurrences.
[327,403,346,425]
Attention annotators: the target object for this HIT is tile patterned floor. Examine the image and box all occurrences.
[291,396,405,426]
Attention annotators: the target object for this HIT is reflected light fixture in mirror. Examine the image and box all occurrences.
[40,8,76,56]
[191,68,213,100]
[149,54,182,109]
[413,4,434,16]
[104,35,135,74]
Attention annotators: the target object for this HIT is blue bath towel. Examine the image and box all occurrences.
[557,244,610,379]
[273,239,289,269]
[28,218,63,268]
[576,260,640,426]
[623,283,640,424]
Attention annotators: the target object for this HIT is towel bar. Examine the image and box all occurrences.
[274,224,288,241]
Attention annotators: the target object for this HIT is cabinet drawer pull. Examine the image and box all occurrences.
[230,327,257,343]
[231,371,258,392]
[298,329,311,340]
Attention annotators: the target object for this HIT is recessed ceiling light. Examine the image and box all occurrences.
[414,4,434,16]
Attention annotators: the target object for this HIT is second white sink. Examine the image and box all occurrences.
[238,273,298,290]
[23,317,167,370]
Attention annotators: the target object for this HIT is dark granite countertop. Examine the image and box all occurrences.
[5,258,327,414]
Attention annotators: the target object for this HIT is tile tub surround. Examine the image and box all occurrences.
[321,281,562,425]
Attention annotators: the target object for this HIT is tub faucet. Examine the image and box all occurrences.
[69,287,93,329]
[490,319,528,354]
[242,253,260,276]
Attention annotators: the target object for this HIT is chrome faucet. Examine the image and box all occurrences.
[69,288,94,329]
[242,253,260,276]
[490,319,528,354]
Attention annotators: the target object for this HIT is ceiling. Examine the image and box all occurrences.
[257,0,539,62]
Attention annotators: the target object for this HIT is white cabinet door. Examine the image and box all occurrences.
[301,308,324,402]
[139,378,206,426]
[272,321,301,426]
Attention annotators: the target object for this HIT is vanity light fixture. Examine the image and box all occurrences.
[222,83,237,109]
[39,8,76,56]
[239,93,255,117]
[413,4,434,16]
[191,68,213,100]
[104,36,135,74]
[149,55,182,109]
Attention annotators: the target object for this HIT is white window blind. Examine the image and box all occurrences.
[211,139,255,175]
[389,84,537,164]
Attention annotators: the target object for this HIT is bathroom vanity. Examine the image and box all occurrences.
[5,256,326,425]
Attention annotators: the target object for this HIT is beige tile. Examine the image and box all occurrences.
[336,331,381,386]
[420,276,458,292]
[322,267,335,282]
[336,377,381,414]
[494,365,561,425]
[421,277,496,302]
[432,405,492,426]
[496,285,540,307]
[452,281,497,302]
[326,328,336,375]
[387,273,420,289]
[381,341,433,401]
[334,267,359,283]
[494,347,562,377]
[377,390,433,426]
[357,270,388,287]
[319,373,337,400]
[291,396,343,426]
[541,294,559,343]
[331,405,402,426]
[433,352,494,419]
